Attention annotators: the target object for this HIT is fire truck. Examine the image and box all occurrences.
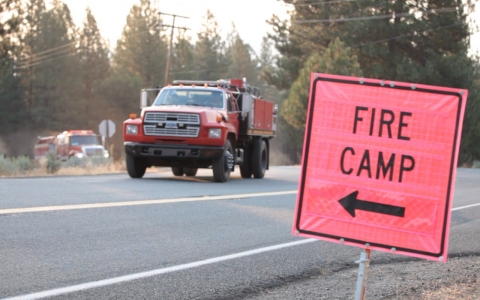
[34,130,109,162]
[123,78,278,182]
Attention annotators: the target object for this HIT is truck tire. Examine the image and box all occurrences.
[213,140,233,183]
[172,167,184,176]
[184,168,198,177]
[126,154,146,178]
[252,138,267,179]
[240,145,252,178]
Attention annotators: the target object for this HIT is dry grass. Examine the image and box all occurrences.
[0,158,127,178]
[417,277,480,300]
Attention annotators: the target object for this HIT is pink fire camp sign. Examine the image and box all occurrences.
[293,73,468,262]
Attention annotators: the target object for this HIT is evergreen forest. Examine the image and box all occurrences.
[1,0,479,166]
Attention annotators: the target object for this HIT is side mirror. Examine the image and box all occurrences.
[140,90,148,108]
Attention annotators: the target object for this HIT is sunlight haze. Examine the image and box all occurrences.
[61,0,291,55]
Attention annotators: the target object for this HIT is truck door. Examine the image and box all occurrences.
[226,92,239,135]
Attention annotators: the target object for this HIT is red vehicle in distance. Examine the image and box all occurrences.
[34,130,109,162]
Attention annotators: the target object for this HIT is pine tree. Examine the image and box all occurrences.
[19,0,81,131]
[78,7,110,129]
[281,38,363,130]
[170,31,195,81]
[268,0,480,164]
[193,10,225,80]
[0,0,28,142]
[113,0,166,88]
[223,26,258,85]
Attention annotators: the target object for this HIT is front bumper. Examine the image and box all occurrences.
[124,142,224,168]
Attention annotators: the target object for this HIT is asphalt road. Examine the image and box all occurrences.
[1,166,479,300]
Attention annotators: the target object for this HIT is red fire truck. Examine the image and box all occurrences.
[34,130,109,162]
[123,78,278,182]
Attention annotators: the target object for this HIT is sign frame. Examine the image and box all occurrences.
[293,73,467,262]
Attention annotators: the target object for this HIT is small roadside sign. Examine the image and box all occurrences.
[99,119,116,138]
[293,73,468,262]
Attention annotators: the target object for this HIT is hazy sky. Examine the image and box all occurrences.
[59,0,478,56]
[61,0,291,55]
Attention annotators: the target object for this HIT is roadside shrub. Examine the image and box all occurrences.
[13,156,34,172]
[0,155,35,176]
[0,156,16,176]
[46,152,61,174]
[90,157,112,167]
[63,156,87,168]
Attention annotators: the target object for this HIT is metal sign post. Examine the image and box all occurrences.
[355,249,371,300]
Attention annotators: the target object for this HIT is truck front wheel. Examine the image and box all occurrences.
[240,144,252,178]
[171,167,184,176]
[252,138,267,179]
[126,154,147,178]
[184,168,198,176]
[213,140,234,183]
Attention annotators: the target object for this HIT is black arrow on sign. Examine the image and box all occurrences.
[338,191,405,218]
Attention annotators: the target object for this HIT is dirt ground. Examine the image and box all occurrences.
[247,253,480,300]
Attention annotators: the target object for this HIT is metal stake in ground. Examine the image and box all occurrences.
[355,249,371,300]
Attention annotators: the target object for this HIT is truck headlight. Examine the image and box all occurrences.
[209,128,221,138]
[74,153,84,158]
[126,125,138,135]
[103,150,109,158]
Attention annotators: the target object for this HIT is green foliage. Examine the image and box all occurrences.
[113,0,166,87]
[193,10,226,80]
[13,156,34,171]
[269,0,480,164]
[20,0,82,131]
[171,33,195,81]
[90,157,113,167]
[62,156,84,168]
[63,156,112,168]
[1,2,286,163]
[78,7,110,129]
[281,38,363,130]
[0,0,28,138]
[0,155,34,176]
[223,30,258,86]
[46,152,61,174]
[0,156,17,175]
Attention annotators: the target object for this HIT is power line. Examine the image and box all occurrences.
[286,20,466,49]
[292,6,460,23]
[350,22,463,48]
[17,46,76,67]
[19,41,76,60]
[285,0,359,7]
[158,12,189,86]
[170,64,230,75]
[15,51,79,69]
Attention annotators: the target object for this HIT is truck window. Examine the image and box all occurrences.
[153,89,224,108]
[70,135,101,146]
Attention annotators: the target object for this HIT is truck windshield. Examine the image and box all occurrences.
[70,135,101,146]
[153,89,224,108]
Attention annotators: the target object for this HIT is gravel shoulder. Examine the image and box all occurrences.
[246,253,480,300]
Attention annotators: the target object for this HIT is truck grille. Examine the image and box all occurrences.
[144,112,200,137]
[145,113,200,124]
[85,148,104,156]
[144,126,200,137]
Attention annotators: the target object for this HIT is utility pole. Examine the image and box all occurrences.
[158,12,189,86]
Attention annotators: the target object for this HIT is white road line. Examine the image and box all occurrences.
[452,202,480,211]
[2,239,317,300]
[0,190,298,215]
